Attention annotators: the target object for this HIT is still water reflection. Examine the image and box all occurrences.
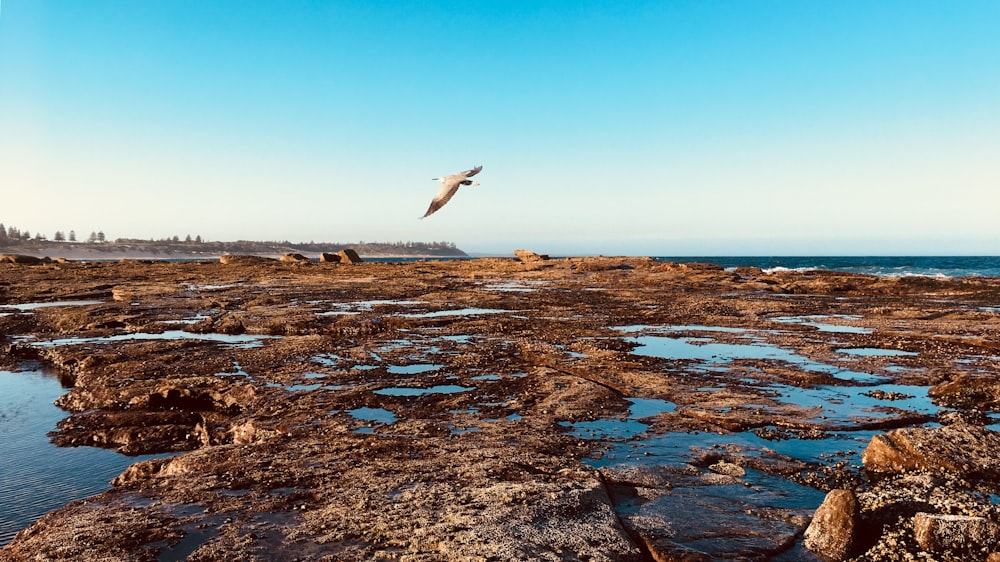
[0,368,160,547]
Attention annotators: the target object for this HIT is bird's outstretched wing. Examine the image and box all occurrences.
[462,165,483,178]
[421,182,460,218]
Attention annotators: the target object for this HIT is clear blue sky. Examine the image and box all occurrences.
[2,1,998,256]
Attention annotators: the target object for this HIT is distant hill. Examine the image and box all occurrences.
[0,239,469,260]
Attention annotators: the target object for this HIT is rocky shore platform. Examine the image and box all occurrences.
[2,254,1000,561]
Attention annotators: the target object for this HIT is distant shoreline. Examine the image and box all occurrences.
[3,248,468,261]
[0,241,469,261]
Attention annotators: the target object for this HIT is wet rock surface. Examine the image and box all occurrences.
[1,257,1000,560]
[804,489,859,560]
[862,423,1000,478]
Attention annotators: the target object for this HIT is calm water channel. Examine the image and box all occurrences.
[0,367,157,547]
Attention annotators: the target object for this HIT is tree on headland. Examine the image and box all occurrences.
[0,222,467,256]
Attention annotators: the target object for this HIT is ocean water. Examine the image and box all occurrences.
[654,256,1000,278]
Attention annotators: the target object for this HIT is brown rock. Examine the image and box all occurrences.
[0,254,46,264]
[913,512,1000,554]
[338,248,363,264]
[514,249,549,262]
[930,373,1000,411]
[279,252,311,263]
[862,424,1000,478]
[708,461,745,477]
[320,252,341,263]
[219,254,276,265]
[803,489,858,560]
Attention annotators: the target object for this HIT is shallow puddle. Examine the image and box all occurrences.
[24,331,277,349]
[610,468,824,560]
[561,398,676,440]
[387,363,442,375]
[400,307,505,318]
[160,314,211,325]
[771,315,873,334]
[0,300,104,312]
[156,529,213,562]
[344,407,397,433]
[374,385,472,396]
[621,326,894,384]
[591,323,942,557]
[318,299,423,316]
[278,383,326,392]
[767,381,934,426]
[630,335,788,362]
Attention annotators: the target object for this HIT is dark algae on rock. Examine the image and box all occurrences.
[1,255,1000,560]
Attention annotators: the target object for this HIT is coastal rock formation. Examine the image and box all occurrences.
[804,489,859,560]
[2,257,1000,560]
[862,424,1000,478]
[514,249,549,262]
[707,460,746,477]
[279,252,311,263]
[338,248,362,264]
[47,372,257,455]
[929,373,1000,411]
[319,252,340,263]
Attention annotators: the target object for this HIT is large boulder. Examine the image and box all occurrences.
[280,253,311,263]
[338,249,363,264]
[804,489,859,560]
[514,249,549,262]
[862,424,1000,479]
[320,252,341,263]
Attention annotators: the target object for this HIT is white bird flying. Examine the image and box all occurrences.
[421,165,483,218]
